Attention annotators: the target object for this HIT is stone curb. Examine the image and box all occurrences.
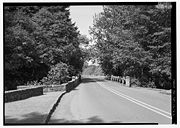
[44,77,81,123]
[44,91,66,124]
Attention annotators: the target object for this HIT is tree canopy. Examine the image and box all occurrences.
[90,3,171,89]
[4,6,87,90]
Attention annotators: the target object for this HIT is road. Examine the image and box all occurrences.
[48,76,171,124]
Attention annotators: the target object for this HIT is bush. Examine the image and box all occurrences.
[26,80,42,86]
[41,62,70,85]
[139,76,149,87]
[130,78,141,87]
[105,75,111,80]
[146,81,156,88]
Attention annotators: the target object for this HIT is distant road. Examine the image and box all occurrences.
[49,76,171,124]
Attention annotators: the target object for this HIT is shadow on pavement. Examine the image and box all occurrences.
[5,112,48,124]
[81,77,105,84]
[48,116,121,124]
[86,116,105,123]
[48,116,103,124]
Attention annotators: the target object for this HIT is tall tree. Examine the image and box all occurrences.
[4,6,86,90]
[90,3,171,89]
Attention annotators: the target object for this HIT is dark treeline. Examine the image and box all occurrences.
[4,6,88,90]
[90,3,171,89]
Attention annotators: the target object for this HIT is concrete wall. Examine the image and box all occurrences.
[5,76,81,103]
[5,86,43,103]
[66,76,80,92]
[43,84,66,93]
[43,76,80,93]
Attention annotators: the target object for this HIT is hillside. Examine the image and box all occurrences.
[82,65,104,76]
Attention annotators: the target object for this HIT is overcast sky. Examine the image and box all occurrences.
[69,6,103,39]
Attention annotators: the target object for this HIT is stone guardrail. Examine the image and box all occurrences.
[5,76,81,103]
[106,75,131,87]
[5,86,43,103]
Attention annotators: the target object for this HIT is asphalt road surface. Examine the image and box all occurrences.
[48,76,171,124]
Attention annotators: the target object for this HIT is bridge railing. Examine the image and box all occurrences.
[106,75,131,87]
[5,75,81,103]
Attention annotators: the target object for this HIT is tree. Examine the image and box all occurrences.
[4,6,86,90]
[90,3,171,89]
[4,6,45,90]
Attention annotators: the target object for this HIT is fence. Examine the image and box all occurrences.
[106,75,131,87]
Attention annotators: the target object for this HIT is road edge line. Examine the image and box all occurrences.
[97,82,172,120]
[109,87,171,116]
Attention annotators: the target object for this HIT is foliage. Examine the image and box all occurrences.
[4,6,87,90]
[82,65,104,76]
[41,62,71,85]
[90,3,171,89]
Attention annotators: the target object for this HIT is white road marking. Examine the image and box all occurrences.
[108,87,171,116]
[96,81,172,119]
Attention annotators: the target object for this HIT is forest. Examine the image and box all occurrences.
[89,3,172,89]
[4,6,88,90]
[4,3,172,90]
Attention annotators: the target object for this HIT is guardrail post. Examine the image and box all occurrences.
[126,76,131,87]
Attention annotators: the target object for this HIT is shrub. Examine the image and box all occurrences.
[130,78,141,87]
[26,80,42,86]
[139,76,149,87]
[146,81,156,88]
[41,62,70,85]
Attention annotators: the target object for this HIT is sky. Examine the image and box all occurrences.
[69,6,103,39]
[69,6,103,65]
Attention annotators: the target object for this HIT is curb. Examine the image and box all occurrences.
[44,91,66,124]
[44,76,81,124]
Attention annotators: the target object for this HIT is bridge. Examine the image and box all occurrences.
[5,75,171,124]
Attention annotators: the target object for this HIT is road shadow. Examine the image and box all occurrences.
[86,116,105,123]
[5,112,48,125]
[81,77,105,84]
[48,115,122,124]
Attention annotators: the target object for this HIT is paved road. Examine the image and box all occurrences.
[5,91,65,124]
[49,76,171,124]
